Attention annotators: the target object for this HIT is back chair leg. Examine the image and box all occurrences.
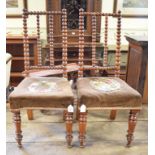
[79,105,87,148]
[110,110,117,120]
[12,110,23,148]
[63,110,67,121]
[126,110,139,147]
[27,109,33,120]
[65,105,74,147]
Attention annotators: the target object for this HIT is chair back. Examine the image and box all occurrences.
[78,8,121,78]
[23,9,68,78]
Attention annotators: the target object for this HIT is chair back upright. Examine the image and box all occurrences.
[78,8,121,78]
[23,9,68,78]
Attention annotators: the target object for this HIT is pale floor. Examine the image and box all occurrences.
[6,105,148,155]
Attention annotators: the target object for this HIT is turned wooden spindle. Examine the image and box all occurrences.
[103,15,108,67]
[12,110,23,148]
[65,106,74,147]
[23,9,30,73]
[48,14,54,66]
[92,15,97,67]
[36,14,42,66]
[110,12,121,121]
[23,9,34,120]
[27,11,62,16]
[126,110,139,147]
[78,8,84,78]
[115,11,121,77]
[79,110,87,148]
[62,9,68,78]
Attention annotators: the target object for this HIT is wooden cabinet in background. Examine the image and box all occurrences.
[125,35,148,103]
[46,0,102,43]
[45,0,102,67]
[6,36,38,86]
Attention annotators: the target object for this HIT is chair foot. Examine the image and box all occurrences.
[110,110,117,120]
[12,110,23,148]
[65,107,73,147]
[126,110,139,147]
[79,108,87,148]
[27,109,33,120]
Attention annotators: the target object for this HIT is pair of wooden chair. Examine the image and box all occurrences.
[9,9,142,148]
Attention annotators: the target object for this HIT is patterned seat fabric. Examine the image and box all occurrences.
[77,77,142,108]
[9,77,74,109]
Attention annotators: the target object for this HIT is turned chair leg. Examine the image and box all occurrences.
[65,105,74,147]
[27,109,33,120]
[126,110,139,147]
[12,110,23,148]
[110,110,117,120]
[79,106,87,148]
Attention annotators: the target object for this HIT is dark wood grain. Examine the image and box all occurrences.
[79,111,87,148]
[65,111,74,147]
[12,110,23,147]
[125,35,148,99]
[126,110,139,147]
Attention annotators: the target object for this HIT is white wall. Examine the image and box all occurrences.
[101,0,147,50]
[6,0,47,40]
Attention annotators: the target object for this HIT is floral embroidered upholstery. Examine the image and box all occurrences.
[89,78,121,92]
[77,77,142,108]
[28,81,58,93]
[9,77,74,109]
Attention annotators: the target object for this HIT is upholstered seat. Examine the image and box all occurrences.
[77,77,142,108]
[9,77,74,109]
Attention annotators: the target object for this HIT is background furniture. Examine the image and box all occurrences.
[6,53,12,88]
[6,36,38,86]
[46,0,102,42]
[6,53,12,100]
[125,35,148,103]
[44,0,104,69]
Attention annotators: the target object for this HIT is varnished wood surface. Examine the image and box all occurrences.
[79,111,87,148]
[6,36,38,86]
[78,9,121,77]
[65,111,73,147]
[126,110,139,147]
[125,35,148,102]
[12,110,23,148]
[46,0,102,43]
[22,9,69,77]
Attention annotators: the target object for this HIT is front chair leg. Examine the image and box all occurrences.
[65,105,74,147]
[126,110,139,147]
[79,105,87,148]
[12,110,23,148]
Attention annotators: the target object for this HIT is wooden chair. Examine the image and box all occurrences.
[76,9,142,147]
[9,9,74,148]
